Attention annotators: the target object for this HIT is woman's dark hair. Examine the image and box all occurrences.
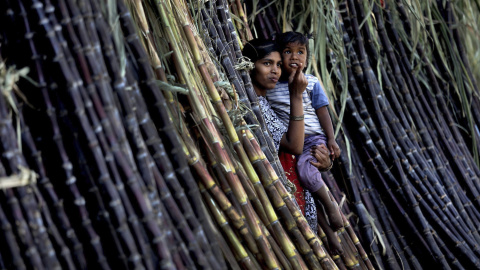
[242,38,279,63]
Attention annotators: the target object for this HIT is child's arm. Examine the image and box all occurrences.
[280,63,308,155]
[316,106,341,159]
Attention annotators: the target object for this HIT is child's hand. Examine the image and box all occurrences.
[288,63,308,97]
[327,138,341,160]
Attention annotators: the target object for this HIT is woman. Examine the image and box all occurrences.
[242,39,333,235]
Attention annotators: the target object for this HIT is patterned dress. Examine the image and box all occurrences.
[258,96,318,234]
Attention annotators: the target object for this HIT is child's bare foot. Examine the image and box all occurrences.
[317,207,344,255]
[326,202,344,231]
[325,228,343,255]
[313,186,344,230]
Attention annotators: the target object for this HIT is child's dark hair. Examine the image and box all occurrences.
[276,31,309,51]
[242,38,279,63]
[276,31,310,69]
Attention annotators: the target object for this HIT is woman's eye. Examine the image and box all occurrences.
[264,62,271,66]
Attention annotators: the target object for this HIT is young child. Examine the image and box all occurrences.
[267,32,343,253]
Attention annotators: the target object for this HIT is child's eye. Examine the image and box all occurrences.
[298,51,304,55]
[284,50,291,54]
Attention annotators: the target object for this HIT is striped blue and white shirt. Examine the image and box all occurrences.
[266,74,329,136]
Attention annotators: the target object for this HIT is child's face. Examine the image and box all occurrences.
[281,42,307,76]
[252,52,282,92]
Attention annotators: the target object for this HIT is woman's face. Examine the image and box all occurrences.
[252,52,282,92]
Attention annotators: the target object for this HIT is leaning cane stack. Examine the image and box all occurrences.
[245,0,480,269]
[0,0,479,269]
[0,0,368,269]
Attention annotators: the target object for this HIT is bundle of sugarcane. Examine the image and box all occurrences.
[184,0,375,268]
[0,0,370,269]
[124,0,344,268]
[120,0,376,268]
[0,0,233,268]
[0,62,78,270]
[244,0,480,269]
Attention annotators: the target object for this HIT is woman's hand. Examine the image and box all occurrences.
[288,63,308,97]
[327,138,341,160]
[309,144,332,170]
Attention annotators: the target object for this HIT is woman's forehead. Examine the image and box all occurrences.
[261,51,281,60]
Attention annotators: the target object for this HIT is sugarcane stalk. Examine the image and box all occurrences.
[178,123,258,258]
[230,0,253,40]
[197,3,288,187]
[54,2,155,265]
[123,3,226,268]
[342,88,431,268]
[433,231,466,270]
[33,188,76,270]
[233,158,269,224]
[243,128,339,266]
[91,9,188,268]
[217,0,243,58]
[108,17,215,270]
[189,155,261,258]
[199,182,256,270]
[261,224,293,270]
[50,1,170,267]
[240,129,323,269]
[11,51,86,270]
[376,0,480,246]
[180,9,310,268]
[1,187,46,270]
[155,0,285,268]
[200,141,243,217]
[0,191,26,270]
[118,1,231,268]
[384,2,480,206]
[198,189,244,270]
[0,51,63,270]
[206,0,236,61]
[375,2,480,246]
[123,72,214,269]
[189,0,288,191]
[383,209,421,270]
[343,1,457,267]
[24,0,169,267]
[336,229,359,269]
[332,35,401,267]
[341,215,374,270]
[337,139,386,269]
[10,97,77,270]
[169,85,261,267]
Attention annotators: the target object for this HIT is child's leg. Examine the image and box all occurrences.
[317,208,343,255]
[312,185,343,230]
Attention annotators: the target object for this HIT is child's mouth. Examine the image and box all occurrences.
[289,63,299,68]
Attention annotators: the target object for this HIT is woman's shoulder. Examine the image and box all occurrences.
[258,95,269,106]
[258,96,274,113]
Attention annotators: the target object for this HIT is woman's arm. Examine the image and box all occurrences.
[279,64,308,155]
